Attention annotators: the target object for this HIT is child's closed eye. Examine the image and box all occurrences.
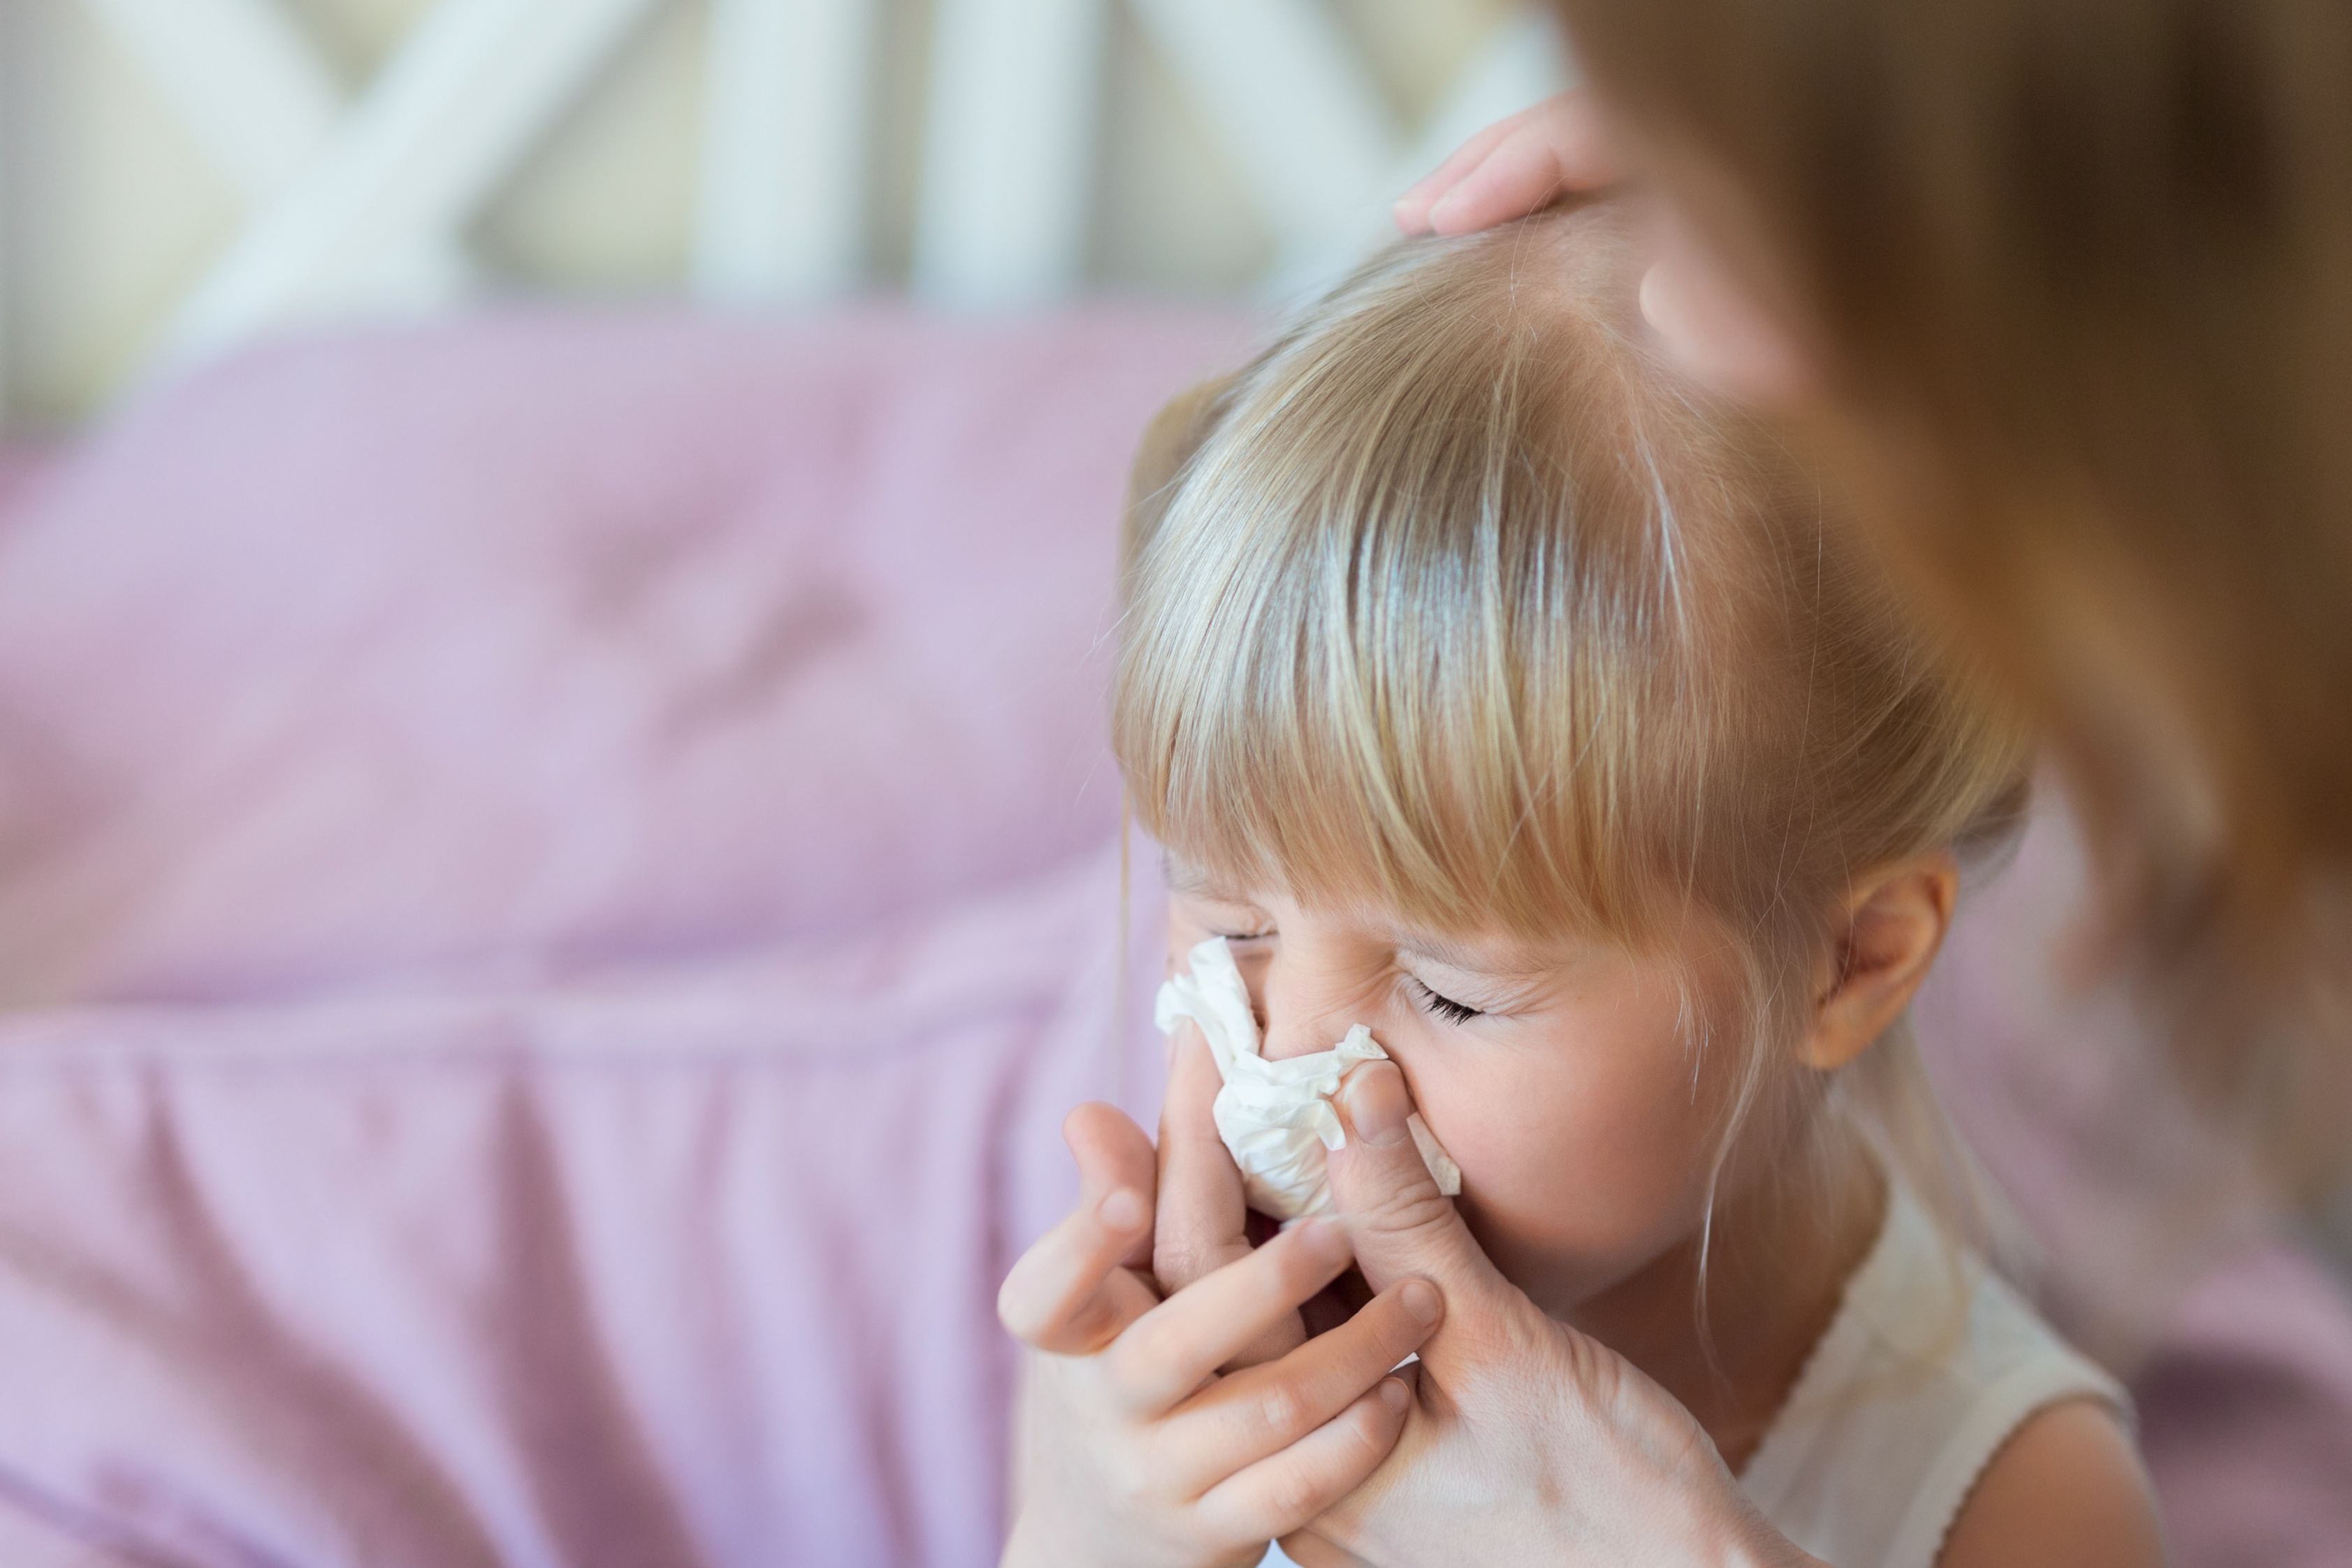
[1408,975,1484,1025]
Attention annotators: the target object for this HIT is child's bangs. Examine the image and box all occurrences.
[1114,224,1714,945]
[1119,511,1676,948]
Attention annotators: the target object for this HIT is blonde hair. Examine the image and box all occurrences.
[1115,204,2028,1250]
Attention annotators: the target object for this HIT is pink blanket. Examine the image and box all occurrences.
[0,308,2339,1567]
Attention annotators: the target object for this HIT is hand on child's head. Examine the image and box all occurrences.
[1390,91,1813,406]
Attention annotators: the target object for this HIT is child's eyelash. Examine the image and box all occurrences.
[1409,977,1483,1025]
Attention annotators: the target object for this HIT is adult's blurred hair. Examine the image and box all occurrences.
[1556,0,2352,1193]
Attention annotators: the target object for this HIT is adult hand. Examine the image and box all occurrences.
[1147,1042,1816,1567]
[1282,1063,1823,1568]
[1393,92,1623,237]
[997,1101,1444,1568]
[1395,91,1811,403]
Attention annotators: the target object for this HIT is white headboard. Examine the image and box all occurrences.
[7,0,1570,422]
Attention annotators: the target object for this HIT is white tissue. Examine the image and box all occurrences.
[1154,937,1463,1221]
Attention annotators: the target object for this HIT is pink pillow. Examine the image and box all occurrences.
[0,307,1247,1007]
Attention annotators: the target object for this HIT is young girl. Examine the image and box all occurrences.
[996,203,2163,1568]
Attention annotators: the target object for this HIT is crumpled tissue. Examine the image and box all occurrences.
[1155,936,1462,1221]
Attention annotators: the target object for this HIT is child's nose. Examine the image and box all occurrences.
[1261,1018,1348,1062]
[1242,950,1354,1062]
[1254,973,1354,1062]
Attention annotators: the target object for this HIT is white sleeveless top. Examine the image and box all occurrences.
[1261,1184,2124,1568]
[1735,1182,2126,1566]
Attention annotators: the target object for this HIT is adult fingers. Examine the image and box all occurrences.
[1393,108,1530,233]
[1192,1377,1412,1547]
[1065,1101,1159,1272]
[1326,1061,1530,1381]
[998,1183,1162,1355]
[1154,1023,1253,1292]
[1424,120,1576,234]
[1395,92,1623,237]
[1173,1278,1442,1481]
[1108,1217,1354,1413]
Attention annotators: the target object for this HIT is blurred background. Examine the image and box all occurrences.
[0,4,2342,1562]
[0,0,2344,1285]
[0,0,1567,427]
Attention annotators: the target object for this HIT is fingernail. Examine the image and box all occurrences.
[1377,1377,1409,1414]
[1400,1279,1442,1327]
[1098,1187,1146,1231]
[1344,1063,1412,1147]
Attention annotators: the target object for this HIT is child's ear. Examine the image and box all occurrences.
[1799,851,1960,1070]
[1122,373,1237,589]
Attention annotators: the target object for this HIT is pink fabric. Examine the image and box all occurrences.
[0,306,1219,1566]
[0,442,59,520]
[0,307,1242,1006]
[0,308,2342,1566]
[2137,1241,2352,1563]
[0,845,1168,1568]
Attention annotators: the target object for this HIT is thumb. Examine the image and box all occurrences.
[1327,1062,1527,1367]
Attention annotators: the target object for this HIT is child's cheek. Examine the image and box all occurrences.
[1399,1068,1533,1222]
[1415,1046,1713,1304]
[1418,1087,1547,1215]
